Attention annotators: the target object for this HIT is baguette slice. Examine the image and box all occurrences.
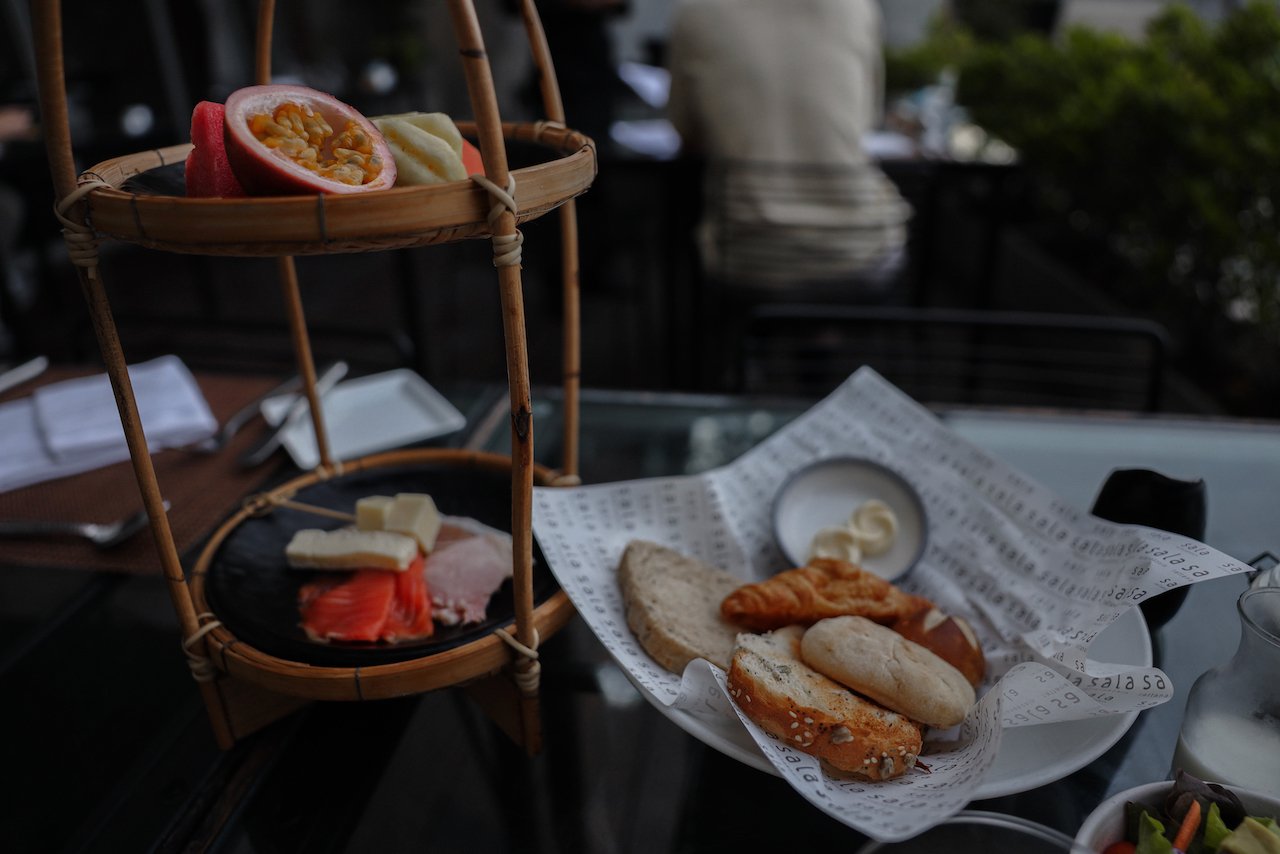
[801,616,975,728]
[728,626,923,780]
[617,540,743,673]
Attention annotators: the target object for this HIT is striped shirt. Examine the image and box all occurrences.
[668,0,911,287]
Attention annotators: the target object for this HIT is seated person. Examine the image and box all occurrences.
[666,0,911,293]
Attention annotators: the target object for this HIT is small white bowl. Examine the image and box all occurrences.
[856,811,1076,853]
[1074,780,1280,853]
[771,456,927,581]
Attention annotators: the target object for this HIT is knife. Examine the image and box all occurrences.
[237,360,348,468]
[0,355,50,396]
[178,370,310,453]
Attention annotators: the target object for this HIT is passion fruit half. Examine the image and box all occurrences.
[223,84,396,195]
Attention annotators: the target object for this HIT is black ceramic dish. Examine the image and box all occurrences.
[203,464,558,668]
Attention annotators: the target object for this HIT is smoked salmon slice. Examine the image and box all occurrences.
[299,554,433,643]
[380,557,435,641]
[299,570,396,642]
[294,515,515,643]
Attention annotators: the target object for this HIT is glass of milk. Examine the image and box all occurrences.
[1172,585,1280,796]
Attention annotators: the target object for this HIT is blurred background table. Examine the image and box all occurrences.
[3,381,1276,852]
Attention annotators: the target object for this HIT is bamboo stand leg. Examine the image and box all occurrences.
[448,0,542,754]
[33,0,321,750]
[253,1,334,472]
[518,0,580,482]
[277,258,335,470]
[32,0,239,749]
[557,203,581,482]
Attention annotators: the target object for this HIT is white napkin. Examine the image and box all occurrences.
[0,355,216,492]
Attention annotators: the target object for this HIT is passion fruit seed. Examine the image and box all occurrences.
[248,101,383,187]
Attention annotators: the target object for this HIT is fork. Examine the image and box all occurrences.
[0,501,168,549]
[177,372,307,454]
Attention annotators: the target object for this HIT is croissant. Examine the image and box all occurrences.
[720,558,926,631]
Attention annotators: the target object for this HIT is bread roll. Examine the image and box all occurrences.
[727,626,923,780]
[617,540,743,673]
[801,616,975,728]
[890,605,986,687]
[720,558,925,631]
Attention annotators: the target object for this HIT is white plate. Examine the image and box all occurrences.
[772,456,927,581]
[260,369,465,469]
[632,606,1151,800]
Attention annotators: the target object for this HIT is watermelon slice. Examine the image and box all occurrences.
[184,101,246,198]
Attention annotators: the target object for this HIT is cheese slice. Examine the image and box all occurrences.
[285,528,418,571]
[385,493,442,553]
[355,495,395,531]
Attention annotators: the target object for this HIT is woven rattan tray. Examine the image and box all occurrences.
[189,449,576,701]
[81,121,595,256]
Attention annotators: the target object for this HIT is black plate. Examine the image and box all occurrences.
[204,464,558,668]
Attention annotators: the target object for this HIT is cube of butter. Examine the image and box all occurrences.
[355,495,395,531]
[386,493,442,553]
[284,528,418,571]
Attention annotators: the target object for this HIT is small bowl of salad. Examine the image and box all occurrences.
[1075,772,1280,854]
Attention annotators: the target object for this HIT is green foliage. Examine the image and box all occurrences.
[891,3,1280,355]
[885,19,980,94]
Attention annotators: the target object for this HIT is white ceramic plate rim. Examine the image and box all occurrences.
[625,605,1152,801]
[855,810,1077,853]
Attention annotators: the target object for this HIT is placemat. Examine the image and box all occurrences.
[0,366,286,574]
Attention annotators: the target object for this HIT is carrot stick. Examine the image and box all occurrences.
[1173,799,1202,851]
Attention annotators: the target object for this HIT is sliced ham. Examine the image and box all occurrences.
[425,529,514,626]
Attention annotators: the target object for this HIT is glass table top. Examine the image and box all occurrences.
[5,382,1278,852]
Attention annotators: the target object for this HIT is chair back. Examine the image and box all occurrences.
[741,304,1170,411]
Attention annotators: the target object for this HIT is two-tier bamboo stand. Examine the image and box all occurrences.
[32,0,594,752]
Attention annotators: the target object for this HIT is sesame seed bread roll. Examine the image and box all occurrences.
[801,616,975,728]
[727,626,923,780]
[617,540,743,673]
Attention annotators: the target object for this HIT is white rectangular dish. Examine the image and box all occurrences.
[259,369,465,469]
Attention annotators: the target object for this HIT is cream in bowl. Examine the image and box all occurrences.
[772,457,927,581]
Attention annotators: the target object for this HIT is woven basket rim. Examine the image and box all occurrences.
[188,447,576,698]
[79,121,596,256]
